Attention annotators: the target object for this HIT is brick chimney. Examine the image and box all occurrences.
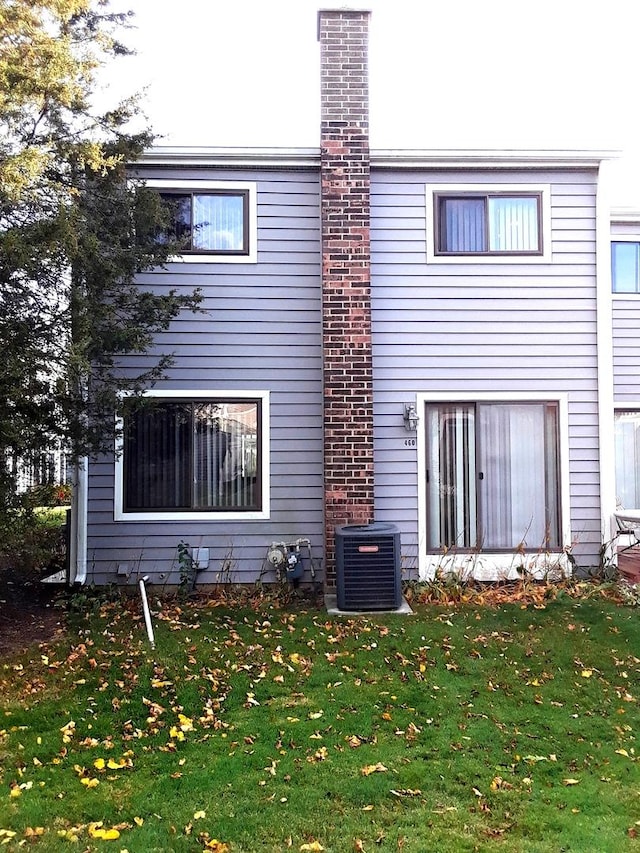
[318,8,374,586]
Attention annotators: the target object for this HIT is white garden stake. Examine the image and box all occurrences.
[139,576,155,650]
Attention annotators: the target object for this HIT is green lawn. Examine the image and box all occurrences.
[2,587,640,852]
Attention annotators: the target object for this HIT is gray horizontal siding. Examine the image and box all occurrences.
[613,297,640,403]
[370,167,602,570]
[87,167,324,586]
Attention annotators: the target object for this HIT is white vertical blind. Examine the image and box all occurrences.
[443,198,485,252]
[488,197,539,252]
[193,194,244,251]
[125,401,258,511]
[615,411,640,508]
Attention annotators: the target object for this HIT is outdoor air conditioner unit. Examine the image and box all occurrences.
[335,522,401,611]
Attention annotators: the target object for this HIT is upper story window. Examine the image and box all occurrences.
[612,241,640,293]
[435,192,542,256]
[146,179,258,264]
[426,184,551,264]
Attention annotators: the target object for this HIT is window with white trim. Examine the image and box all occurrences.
[426,184,551,264]
[612,241,640,293]
[146,180,257,264]
[425,401,561,551]
[115,392,269,521]
[434,192,542,256]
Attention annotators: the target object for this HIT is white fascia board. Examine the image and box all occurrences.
[137,147,321,169]
[136,147,617,172]
[611,209,640,226]
[371,149,618,170]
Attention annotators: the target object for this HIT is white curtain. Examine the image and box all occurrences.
[615,411,640,508]
[477,404,552,549]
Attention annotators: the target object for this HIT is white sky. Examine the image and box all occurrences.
[99,0,640,207]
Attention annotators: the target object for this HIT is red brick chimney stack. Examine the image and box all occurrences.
[318,8,374,585]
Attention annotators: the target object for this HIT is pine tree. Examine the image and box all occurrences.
[0,0,201,520]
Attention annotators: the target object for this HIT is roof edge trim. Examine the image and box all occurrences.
[137,146,617,170]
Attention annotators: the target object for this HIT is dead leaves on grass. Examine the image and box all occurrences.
[3,586,640,852]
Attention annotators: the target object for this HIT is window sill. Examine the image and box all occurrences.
[114,509,269,522]
[166,251,257,265]
[426,252,551,265]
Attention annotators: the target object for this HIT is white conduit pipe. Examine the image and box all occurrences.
[139,576,155,650]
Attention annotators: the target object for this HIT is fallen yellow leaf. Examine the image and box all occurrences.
[300,843,325,852]
[581,670,593,678]
[563,778,580,786]
[88,823,120,840]
[93,758,106,770]
[23,828,45,838]
[361,763,388,776]
[178,714,194,732]
[80,777,99,788]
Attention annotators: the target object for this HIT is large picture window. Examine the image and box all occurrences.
[615,410,640,509]
[435,192,542,256]
[115,393,269,520]
[425,401,561,551]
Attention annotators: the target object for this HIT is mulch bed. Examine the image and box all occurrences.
[0,572,66,656]
[0,602,64,655]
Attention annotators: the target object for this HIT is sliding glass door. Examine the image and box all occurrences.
[426,401,560,551]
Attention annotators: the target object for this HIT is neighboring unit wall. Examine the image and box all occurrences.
[611,219,640,405]
[86,166,324,586]
[370,166,602,575]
